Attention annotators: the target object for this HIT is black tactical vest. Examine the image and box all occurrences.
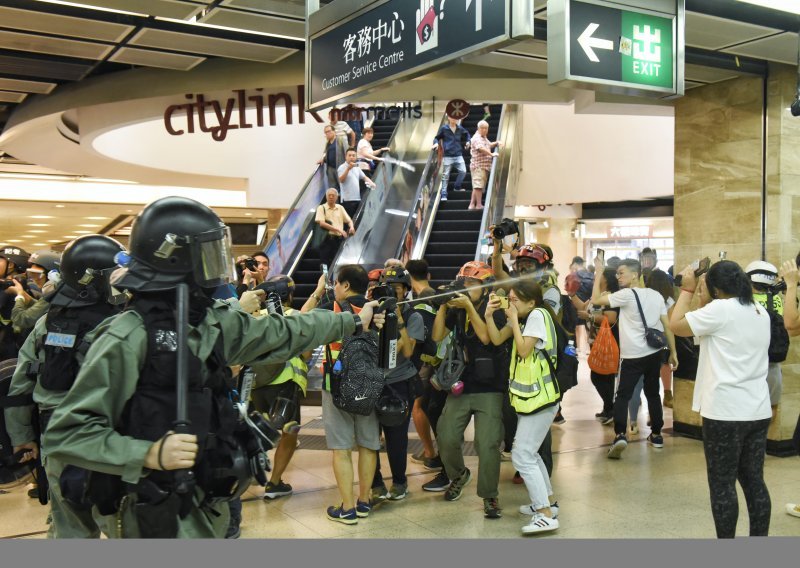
[38,303,118,391]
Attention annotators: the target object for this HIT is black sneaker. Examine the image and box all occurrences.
[647,433,664,448]
[444,468,471,501]
[423,455,443,470]
[422,471,450,492]
[607,434,628,459]
[484,498,502,519]
[553,411,566,425]
[263,480,293,500]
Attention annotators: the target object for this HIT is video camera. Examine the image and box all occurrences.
[370,284,393,301]
[428,279,466,308]
[0,274,26,291]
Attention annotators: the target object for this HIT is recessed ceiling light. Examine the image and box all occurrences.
[6,239,22,243]
[78,224,101,228]
[85,217,110,221]
[55,204,66,208]
[20,235,35,238]
[28,224,50,227]
[47,240,62,243]
[63,235,78,239]
[30,215,55,219]
[28,230,46,233]
[245,213,253,216]
[74,230,92,234]
[32,243,46,247]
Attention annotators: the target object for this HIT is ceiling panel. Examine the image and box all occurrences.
[109,47,206,70]
[203,8,305,39]
[222,0,305,18]
[0,91,27,103]
[129,28,297,63]
[74,0,205,20]
[0,54,92,81]
[0,78,57,94]
[0,30,114,60]
[685,81,706,90]
[0,6,135,43]
[499,39,548,58]
[722,32,798,65]
[685,12,780,50]
[684,63,740,84]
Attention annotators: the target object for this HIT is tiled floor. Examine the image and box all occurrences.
[3,362,799,539]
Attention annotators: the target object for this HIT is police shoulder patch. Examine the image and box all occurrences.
[103,311,145,341]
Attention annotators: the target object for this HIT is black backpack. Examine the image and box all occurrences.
[765,292,790,363]
[559,294,580,335]
[325,303,385,416]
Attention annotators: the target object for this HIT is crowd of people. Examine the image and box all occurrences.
[2,196,800,540]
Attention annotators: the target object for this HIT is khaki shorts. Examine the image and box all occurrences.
[321,389,381,450]
[471,168,489,189]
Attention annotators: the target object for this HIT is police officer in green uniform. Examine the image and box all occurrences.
[5,235,127,538]
[42,196,384,539]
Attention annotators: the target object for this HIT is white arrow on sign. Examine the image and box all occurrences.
[578,23,614,62]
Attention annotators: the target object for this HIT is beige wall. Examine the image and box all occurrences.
[673,68,800,448]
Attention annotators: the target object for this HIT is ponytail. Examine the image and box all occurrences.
[705,260,754,306]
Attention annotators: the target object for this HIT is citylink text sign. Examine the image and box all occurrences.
[307,0,511,110]
[547,0,684,98]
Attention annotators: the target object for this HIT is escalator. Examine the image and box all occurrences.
[289,115,399,308]
[425,105,502,288]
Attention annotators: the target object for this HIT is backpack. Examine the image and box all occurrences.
[559,294,580,335]
[537,309,578,394]
[325,302,385,415]
[576,270,595,302]
[765,292,790,363]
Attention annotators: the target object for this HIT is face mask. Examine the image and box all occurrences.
[503,235,516,248]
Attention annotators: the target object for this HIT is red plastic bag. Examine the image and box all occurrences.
[587,317,620,376]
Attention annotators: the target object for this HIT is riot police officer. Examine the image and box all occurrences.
[43,196,384,538]
[1,246,31,360]
[4,235,127,537]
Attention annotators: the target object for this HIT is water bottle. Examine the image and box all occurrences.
[451,380,464,396]
[565,339,577,357]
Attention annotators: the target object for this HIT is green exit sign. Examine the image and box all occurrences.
[548,0,684,98]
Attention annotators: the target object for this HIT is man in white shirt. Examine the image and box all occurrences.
[592,258,678,458]
[338,148,376,220]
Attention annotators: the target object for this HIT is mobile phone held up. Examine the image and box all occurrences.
[596,248,605,266]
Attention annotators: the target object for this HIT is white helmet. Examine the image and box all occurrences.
[745,260,778,286]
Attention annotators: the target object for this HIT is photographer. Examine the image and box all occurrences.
[745,261,787,420]
[427,261,507,519]
[10,250,61,337]
[669,261,772,539]
[235,253,269,296]
[370,267,426,503]
[42,197,385,538]
[1,246,31,360]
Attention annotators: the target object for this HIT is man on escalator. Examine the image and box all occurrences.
[315,188,354,268]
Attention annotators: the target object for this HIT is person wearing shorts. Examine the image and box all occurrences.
[468,120,501,210]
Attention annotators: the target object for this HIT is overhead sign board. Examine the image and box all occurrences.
[547,0,684,97]
[307,0,531,110]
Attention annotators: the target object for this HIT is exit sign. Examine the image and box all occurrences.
[547,0,684,98]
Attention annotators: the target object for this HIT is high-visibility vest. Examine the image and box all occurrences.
[508,307,561,415]
[322,300,363,391]
[267,308,309,394]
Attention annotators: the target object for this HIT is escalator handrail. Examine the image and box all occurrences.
[475,105,518,262]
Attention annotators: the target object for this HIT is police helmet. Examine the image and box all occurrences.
[111,196,234,292]
[375,388,409,427]
[382,266,411,288]
[0,246,30,276]
[50,235,127,308]
[27,250,61,273]
[745,260,778,286]
[256,275,295,302]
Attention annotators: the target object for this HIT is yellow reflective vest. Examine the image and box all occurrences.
[508,307,561,415]
[257,308,309,394]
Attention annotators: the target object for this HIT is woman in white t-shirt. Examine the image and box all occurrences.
[485,279,561,535]
[356,127,390,178]
[670,260,772,539]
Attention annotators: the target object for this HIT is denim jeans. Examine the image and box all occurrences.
[440,156,467,194]
[512,404,559,511]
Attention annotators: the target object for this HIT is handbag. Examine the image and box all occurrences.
[311,205,331,250]
[631,289,667,349]
[587,316,620,375]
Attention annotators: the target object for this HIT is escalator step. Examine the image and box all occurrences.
[435,209,484,220]
[430,219,482,231]
[425,253,478,265]
[424,242,478,254]
[428,231,480,243]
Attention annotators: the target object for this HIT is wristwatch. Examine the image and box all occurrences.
[352,313,363,335]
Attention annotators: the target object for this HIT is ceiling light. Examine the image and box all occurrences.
[20,235,35,238]
[85,217,110,221]
[55,204,65,208]
[74,230,92,234]
[63,235,77,239]
[32,243,46,247]
[78,224,101,228]
[30,215,54,219]
[245,213,253,216]
[28,230,46,233]
[28,224,50,227]
[47,240,62,243]
[6,239,22,243]
[34,0,147,17]
[736,1,800,14]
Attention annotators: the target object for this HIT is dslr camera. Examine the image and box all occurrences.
[491,218,519,240]
[429,279,466,308]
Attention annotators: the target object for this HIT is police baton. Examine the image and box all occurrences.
[173,282,195,518]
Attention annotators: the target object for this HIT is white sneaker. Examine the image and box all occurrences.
[786,503,800,518]
[630,424,639,435]
[522,513,559,535]
[500,450,512,462]
[519,502,559,519]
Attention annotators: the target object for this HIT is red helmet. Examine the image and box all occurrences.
[368,268,383,282]
[457,261,493,281]
[516,244,550,265]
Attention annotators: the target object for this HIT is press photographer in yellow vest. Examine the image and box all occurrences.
[485,279,561,534]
